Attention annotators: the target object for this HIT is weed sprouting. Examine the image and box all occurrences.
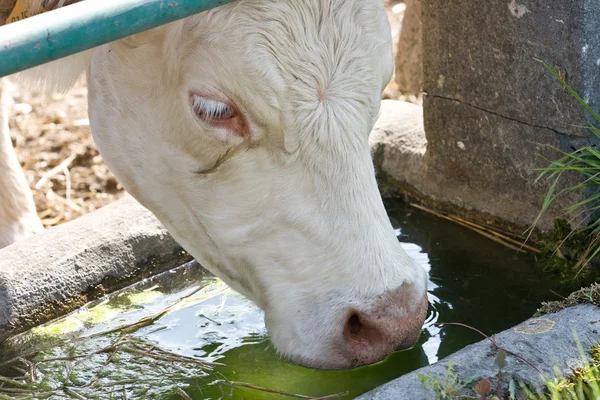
[418,361,475,400]
[530,60,600,275]
[417,322,600,400]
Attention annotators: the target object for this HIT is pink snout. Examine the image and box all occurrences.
[339,284,428,368]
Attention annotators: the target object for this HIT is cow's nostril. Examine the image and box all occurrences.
[339,290,428,368]
[347,313,362,335]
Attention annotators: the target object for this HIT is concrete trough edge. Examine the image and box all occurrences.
[0,194,192,342]
[358,304,600,399]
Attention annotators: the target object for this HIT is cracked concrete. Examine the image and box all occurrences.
[423,0,600,136]
[429,94,569,137]
[397,0,600,233]
[372,100,583,233]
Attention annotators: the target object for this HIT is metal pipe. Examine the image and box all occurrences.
[0,0,233,78]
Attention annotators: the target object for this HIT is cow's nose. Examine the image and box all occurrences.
[342,285,428,367]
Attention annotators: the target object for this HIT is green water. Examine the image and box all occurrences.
[0,202,580,399]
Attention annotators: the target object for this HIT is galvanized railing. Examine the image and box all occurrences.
[0,0,234,78]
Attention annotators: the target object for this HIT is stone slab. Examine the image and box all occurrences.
[358,304,600,399]
[370,99,426,179]
[0,195,191,341]
[421,97,583,231]
[423,0,600,133]
[371,99,582,233]
[419,0,600,231]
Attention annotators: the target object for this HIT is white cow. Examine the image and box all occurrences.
[0,79,44,248]
[1,0,428,369]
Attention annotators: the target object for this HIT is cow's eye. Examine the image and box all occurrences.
[192,96,235,121]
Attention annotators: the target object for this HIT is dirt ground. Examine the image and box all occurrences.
[7,0,413,228]
[8,79,124,227]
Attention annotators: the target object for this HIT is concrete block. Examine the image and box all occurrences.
[419,0,600,231]
[0,195,191,341]
[359,304,600,399]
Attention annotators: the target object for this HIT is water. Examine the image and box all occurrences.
[0,201,579,399]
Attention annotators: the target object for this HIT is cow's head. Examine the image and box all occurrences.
[87,0,428,369]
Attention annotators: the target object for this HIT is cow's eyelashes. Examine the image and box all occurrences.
[188,92,250,141]
[192,96,235,121]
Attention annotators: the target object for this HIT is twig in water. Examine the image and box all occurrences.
[313,394,349,400]
[0,388,33,394]
[63,359,79,387]
[9,367,26,377]
[231,382,347,399]
[449,213,543,254]
[119,345,219,369]
[88,284,227,341]
[549,289,567,300]
[34,342,117,364]
[63,387,85,400]
[573,231,600,277]
[176,388,193,400]
[0,376,28,389]
[0,353,37,367]
[410,203,546,255]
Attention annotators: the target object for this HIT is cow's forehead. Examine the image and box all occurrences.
[226,0,390,79]
[178,0,391,154]
[184,0,390,87]
[215,2,387,134]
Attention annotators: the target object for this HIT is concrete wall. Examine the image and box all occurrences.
[383,0,600,233]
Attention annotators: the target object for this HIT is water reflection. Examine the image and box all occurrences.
[0,202,579,400]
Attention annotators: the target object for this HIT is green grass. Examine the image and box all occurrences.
[417,361,475,400]
[531,59,600,275]
[523,337,600,400]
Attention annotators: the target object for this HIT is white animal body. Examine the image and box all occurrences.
[0,78,43,248]
[0,0,428,369]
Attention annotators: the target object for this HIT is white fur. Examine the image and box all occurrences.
[14,50,93,94]
[3,0,427,367]
[0,79,43,248]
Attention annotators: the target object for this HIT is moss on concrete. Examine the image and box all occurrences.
[535,283,600,316]
[535,219,596,277]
